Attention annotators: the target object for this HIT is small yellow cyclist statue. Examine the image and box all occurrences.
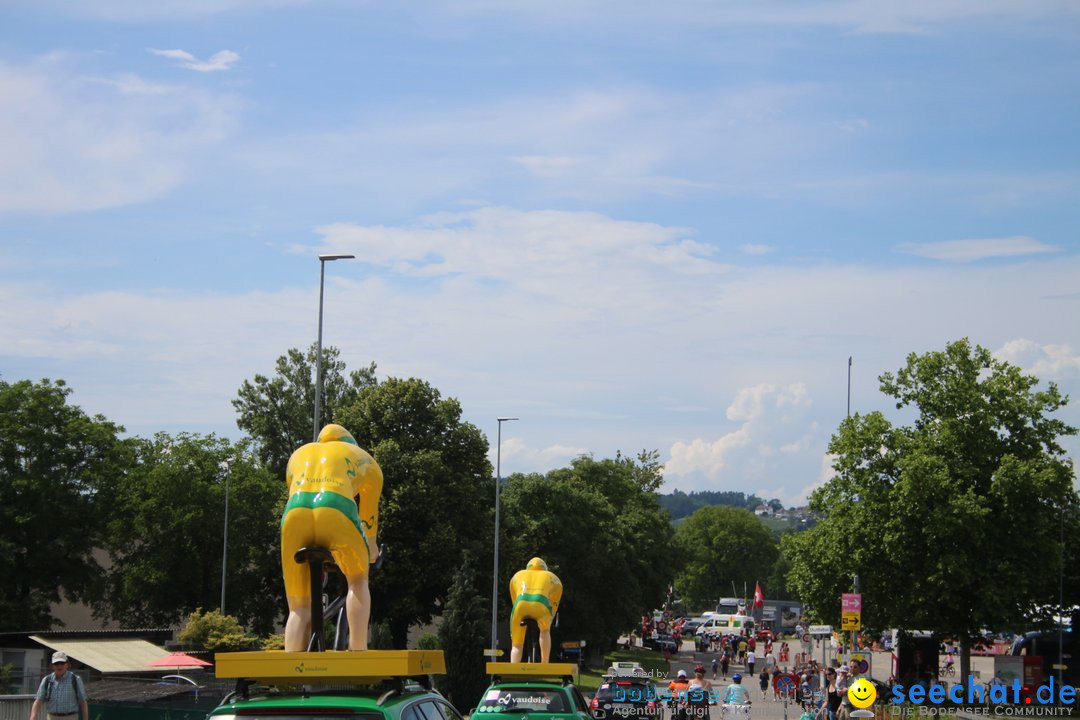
[508,557,563,663]
[280,424,383,651]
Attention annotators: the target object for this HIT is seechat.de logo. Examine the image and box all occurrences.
[889,675,1076,716]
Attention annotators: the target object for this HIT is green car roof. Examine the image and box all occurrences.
[208,685,448,719]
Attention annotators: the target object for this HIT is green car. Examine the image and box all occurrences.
[208,681,462,720]
[472,664,592,720]
[209,650,459,720]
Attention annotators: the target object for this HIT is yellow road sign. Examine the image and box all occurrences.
[841,613,861,631]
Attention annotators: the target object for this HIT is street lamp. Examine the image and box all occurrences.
[490,416,519,660]
[313,253,355,441]
[219,459,231,614]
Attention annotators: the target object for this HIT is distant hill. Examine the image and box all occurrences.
[658,489,762,520]
[659,489,816,537]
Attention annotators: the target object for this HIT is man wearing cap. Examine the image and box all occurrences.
[30,652,87,720]
[668,669,691,720]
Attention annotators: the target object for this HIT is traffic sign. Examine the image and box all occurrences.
[809,625,832,635]
[841,594,862,630]
[773,672,799,697]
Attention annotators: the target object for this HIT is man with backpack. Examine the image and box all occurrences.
[30,652,87,720]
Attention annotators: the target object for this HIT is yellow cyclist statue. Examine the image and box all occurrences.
[508,557,563,663]
[280,424,383,651]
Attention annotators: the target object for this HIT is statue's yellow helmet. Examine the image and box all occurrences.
[526,557,548,571]
[318,424,358,446]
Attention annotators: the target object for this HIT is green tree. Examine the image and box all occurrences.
[438,552,488,712]
[177,608,259,651]
[335,376,493,647]
[0,378,132,630]
[500,452,675,656]
[96,433,282,632]
[233,345,376,480]
[785,339,1078,680]
[674,505,779,610]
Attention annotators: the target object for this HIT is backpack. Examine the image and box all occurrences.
[45,672,84,701]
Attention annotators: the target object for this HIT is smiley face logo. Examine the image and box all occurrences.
[847,678,876,708]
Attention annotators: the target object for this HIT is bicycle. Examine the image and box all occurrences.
[293,542,385,651]
[938,663,955,678]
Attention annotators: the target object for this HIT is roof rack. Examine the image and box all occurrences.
[485,662,578,685]
[215,649,445,687]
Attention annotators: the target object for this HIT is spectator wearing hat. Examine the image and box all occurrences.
[669,670,691,720]
[30,652,87,720]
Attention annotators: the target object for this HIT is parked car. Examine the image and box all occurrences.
[591,675,660,720]
[208,674,458,720]
[473,675,592,720]
[642,634,678,653]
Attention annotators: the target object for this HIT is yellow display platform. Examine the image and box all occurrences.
[215,650,445,684]
[485,662,578,679]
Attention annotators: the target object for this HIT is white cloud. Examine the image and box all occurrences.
[665,427,753,480]
[665,382,819,486]
[491,437,589,475]
[148,48,240,73]
[897,236,1058,262]
[994,339,1080,380]
[741,244,774,255]
[0,56,240,212]
[726,384,775,422]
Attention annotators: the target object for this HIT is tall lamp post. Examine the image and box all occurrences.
[490,416,518,660]
[219,460,231,614]
[313,253,355,441]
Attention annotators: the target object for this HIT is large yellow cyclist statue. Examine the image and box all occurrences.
[508,557,563,663]
[281,424,383,651]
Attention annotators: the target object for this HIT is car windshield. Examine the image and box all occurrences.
[480,688,567,713]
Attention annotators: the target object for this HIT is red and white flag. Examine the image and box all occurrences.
[752,582,765,619]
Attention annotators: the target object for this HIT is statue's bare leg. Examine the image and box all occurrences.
[284,600,312,652]
[346,574,370,651]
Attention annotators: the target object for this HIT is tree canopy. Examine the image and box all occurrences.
[0,378,132,631]
[784,339,1079,676]
[95,433,282,632]
[673,505,778,610]
[233,345,376,480]
[500,452,674,655]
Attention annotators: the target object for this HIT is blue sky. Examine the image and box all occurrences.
[2,0,1078,505]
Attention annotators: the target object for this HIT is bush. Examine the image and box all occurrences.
[417,633,441,650]
[178,608,259,651]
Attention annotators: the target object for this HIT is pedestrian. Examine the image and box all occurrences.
[759,668,770,701]
[30,652,87,720]
[771,667,783,701]
[746,649,756,676]
[765,650,777,673]
[720,652,730,680]
[824,667,840,720]
[712,657,719,680]
[669,669,691,720]
[688,665,714,720]
[834,666,851,720]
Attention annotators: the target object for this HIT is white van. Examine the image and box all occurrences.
[695,613,753,635]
